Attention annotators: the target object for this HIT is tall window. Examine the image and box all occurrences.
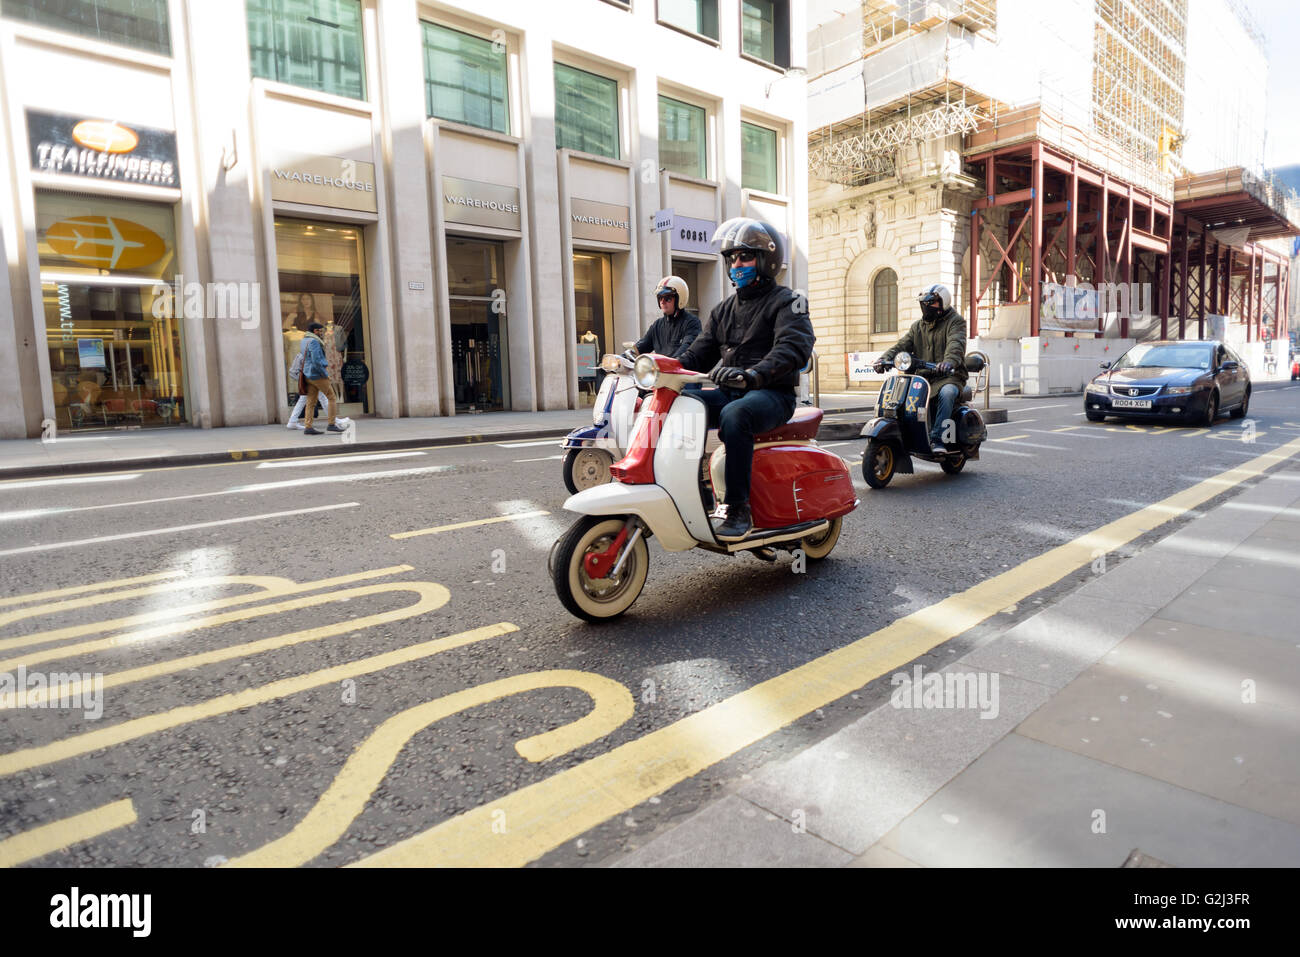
[659,96,706,179]
[741,0,775,63]
[247,0,366,101]
[658,0,718,40]
[873,269,899,334]
[422,22,508,133]
[741,121,778,193]
[554,63,619,159]
[1,0,170,55]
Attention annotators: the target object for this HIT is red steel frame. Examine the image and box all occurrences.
[967,140,1291,342]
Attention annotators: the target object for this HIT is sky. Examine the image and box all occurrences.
[1251,0,1300,169]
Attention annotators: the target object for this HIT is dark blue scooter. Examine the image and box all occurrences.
[859,351,989,488]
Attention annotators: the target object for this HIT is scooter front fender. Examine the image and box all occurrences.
[560,425,619,451]
[860,416,901,442]
[562,483,698,552]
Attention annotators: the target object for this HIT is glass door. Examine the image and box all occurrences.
[447,238,509,412]
[573,251,614,401]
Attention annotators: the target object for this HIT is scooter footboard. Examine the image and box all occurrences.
[562,483,698,552]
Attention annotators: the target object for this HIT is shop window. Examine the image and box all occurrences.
[274,220,374,416]
[658,95,707,179]
[247,0,366,101]
[742,0,789,68]
[447,239,510,412]
[873,268,899,334]
[422,21,508,133]
[573,252,615,402]
[36,192,187,431]
[741,121,778,193]
[657,0,718,41]
[1,0,171,55]
[554,63,619,160]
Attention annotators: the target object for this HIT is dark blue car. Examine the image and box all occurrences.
[1084,340,1251,426]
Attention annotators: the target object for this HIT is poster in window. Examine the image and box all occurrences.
[281,292,346,394]
[77,338,105,369]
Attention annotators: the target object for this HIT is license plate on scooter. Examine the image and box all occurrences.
[1112,398,1152,409]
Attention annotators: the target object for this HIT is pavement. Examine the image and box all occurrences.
[0,392,885,479]
[602,467,1300,867]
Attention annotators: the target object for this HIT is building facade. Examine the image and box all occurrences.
[0,0,807,438]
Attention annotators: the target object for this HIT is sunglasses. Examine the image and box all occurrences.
[725,251,758,265]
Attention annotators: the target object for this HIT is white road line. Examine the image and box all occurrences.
[999,403,1070,412]
[992,439,1069,451]
[255,452,425,468]
[496,440,562,448]
[514,455,564,462]
[977,446,1035,457]
[987,419,1036,427]
[0,473,142,491]
[819,442,851,448]
[0,503,359,558]
[1027,428,1106,439]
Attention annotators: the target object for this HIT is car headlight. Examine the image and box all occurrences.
[1164,386,1193,395]
[633,355,660,390]
[600,353,624,373]
[1085,381,1107,394]
[894,351,913,372]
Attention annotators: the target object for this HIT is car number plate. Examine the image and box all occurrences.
[1112,398,1152,409]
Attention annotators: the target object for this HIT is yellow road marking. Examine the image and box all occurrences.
[225,670,634,868]
[0,566,411,655]
[1051,426,1082,432]
[1182,428,1210,438]
[990,434,1028,442]
[0,623,517,777]
[356,436,1300,868]
[0,571,185,609]
[0,799,136,867]
[391,510,550,540]
[9,581,453,705]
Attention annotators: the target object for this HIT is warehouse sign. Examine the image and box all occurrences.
[571,198,631,245]
[442,176,521,230]
[27,110,179,188]
[270,155,377,213]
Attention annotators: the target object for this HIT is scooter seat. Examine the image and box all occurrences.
[755,407,823,442]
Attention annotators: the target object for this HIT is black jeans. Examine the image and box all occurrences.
[687,386,796,506]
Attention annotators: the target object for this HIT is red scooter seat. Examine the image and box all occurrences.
[755,407,823,442]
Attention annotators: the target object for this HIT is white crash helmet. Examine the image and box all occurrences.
[917,284,952,312]
[655,275,689,310]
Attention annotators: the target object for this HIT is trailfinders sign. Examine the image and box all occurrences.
[27,110,179,188]
[270,156,377,213]
[442,176,521,230]
[571,198,631,245]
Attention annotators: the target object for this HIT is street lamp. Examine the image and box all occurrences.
[765,65,807,98]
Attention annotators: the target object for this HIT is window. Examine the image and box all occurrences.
[741,121,778,193]
[658,0,718,41]
[873,269,899,334]
[422,22,508,133]
[247,0,366,101]
[659,96,706,179]
[741,0,775,63]
[554,63,619,159]
[1,0,170,55]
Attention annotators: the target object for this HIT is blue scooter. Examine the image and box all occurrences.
[860,351,988,488]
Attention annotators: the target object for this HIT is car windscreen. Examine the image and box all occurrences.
[1113,344,1212,371]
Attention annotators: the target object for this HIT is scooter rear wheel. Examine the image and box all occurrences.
[798,517,842,560]
[552,516,649,622]
[863,440,895,488]
[563,448,614,494]
[940,454,966,475]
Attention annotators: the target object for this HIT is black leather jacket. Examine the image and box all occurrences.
[635,309,700,359]
[678,279,815,393]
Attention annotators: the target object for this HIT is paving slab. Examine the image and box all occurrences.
[874,733,1300,867]
[1156,579,1300,644]
[734,669,1052,855]
[610,795,854,868]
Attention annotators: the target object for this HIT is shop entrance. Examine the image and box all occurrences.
[447,238,510,412]
[573,251,615,401]
[671,259,703,318]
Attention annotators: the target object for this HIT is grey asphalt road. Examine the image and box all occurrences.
[1,384,1298,867]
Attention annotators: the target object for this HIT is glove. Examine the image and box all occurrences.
[873,359,887,374]
[936,361,955,374]
[621,348,638,362]
[711,366,756,390]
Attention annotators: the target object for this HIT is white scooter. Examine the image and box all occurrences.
[560,354,641,493]
[549,354,859,621]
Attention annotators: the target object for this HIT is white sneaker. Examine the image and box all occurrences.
[288,421,306,430]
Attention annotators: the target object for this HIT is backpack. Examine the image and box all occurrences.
[288,346,305,381]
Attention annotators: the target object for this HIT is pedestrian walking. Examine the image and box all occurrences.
[285,343,326,430]
[300,322,344,435]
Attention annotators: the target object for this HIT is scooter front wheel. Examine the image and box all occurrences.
[552,516,649,622]
[563,448,615,494]
[863,440,896,488]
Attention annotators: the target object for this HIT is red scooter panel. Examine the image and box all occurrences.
[748,445,856,528]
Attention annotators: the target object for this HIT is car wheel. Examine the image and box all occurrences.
[1230,388,1250,419]
[1085,411,1106,422]
[1201,392,1218,427]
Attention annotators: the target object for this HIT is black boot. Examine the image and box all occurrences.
[711,501,753,542]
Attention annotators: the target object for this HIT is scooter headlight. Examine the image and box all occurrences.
[600,353,624,373]
[894,351,913,373]
[633,354,660,390]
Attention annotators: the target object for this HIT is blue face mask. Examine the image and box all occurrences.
[729,264,758,288]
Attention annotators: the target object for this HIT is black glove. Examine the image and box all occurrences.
[621,348,638,362]
[873,359,887,374]
[711,366,756,390]
[936,361,955,374]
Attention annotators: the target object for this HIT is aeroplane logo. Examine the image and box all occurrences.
[71,120,139,154]
[45,217,166,271]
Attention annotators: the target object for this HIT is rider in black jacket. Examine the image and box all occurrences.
[629,276,700,359]
[677,218,816,541]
